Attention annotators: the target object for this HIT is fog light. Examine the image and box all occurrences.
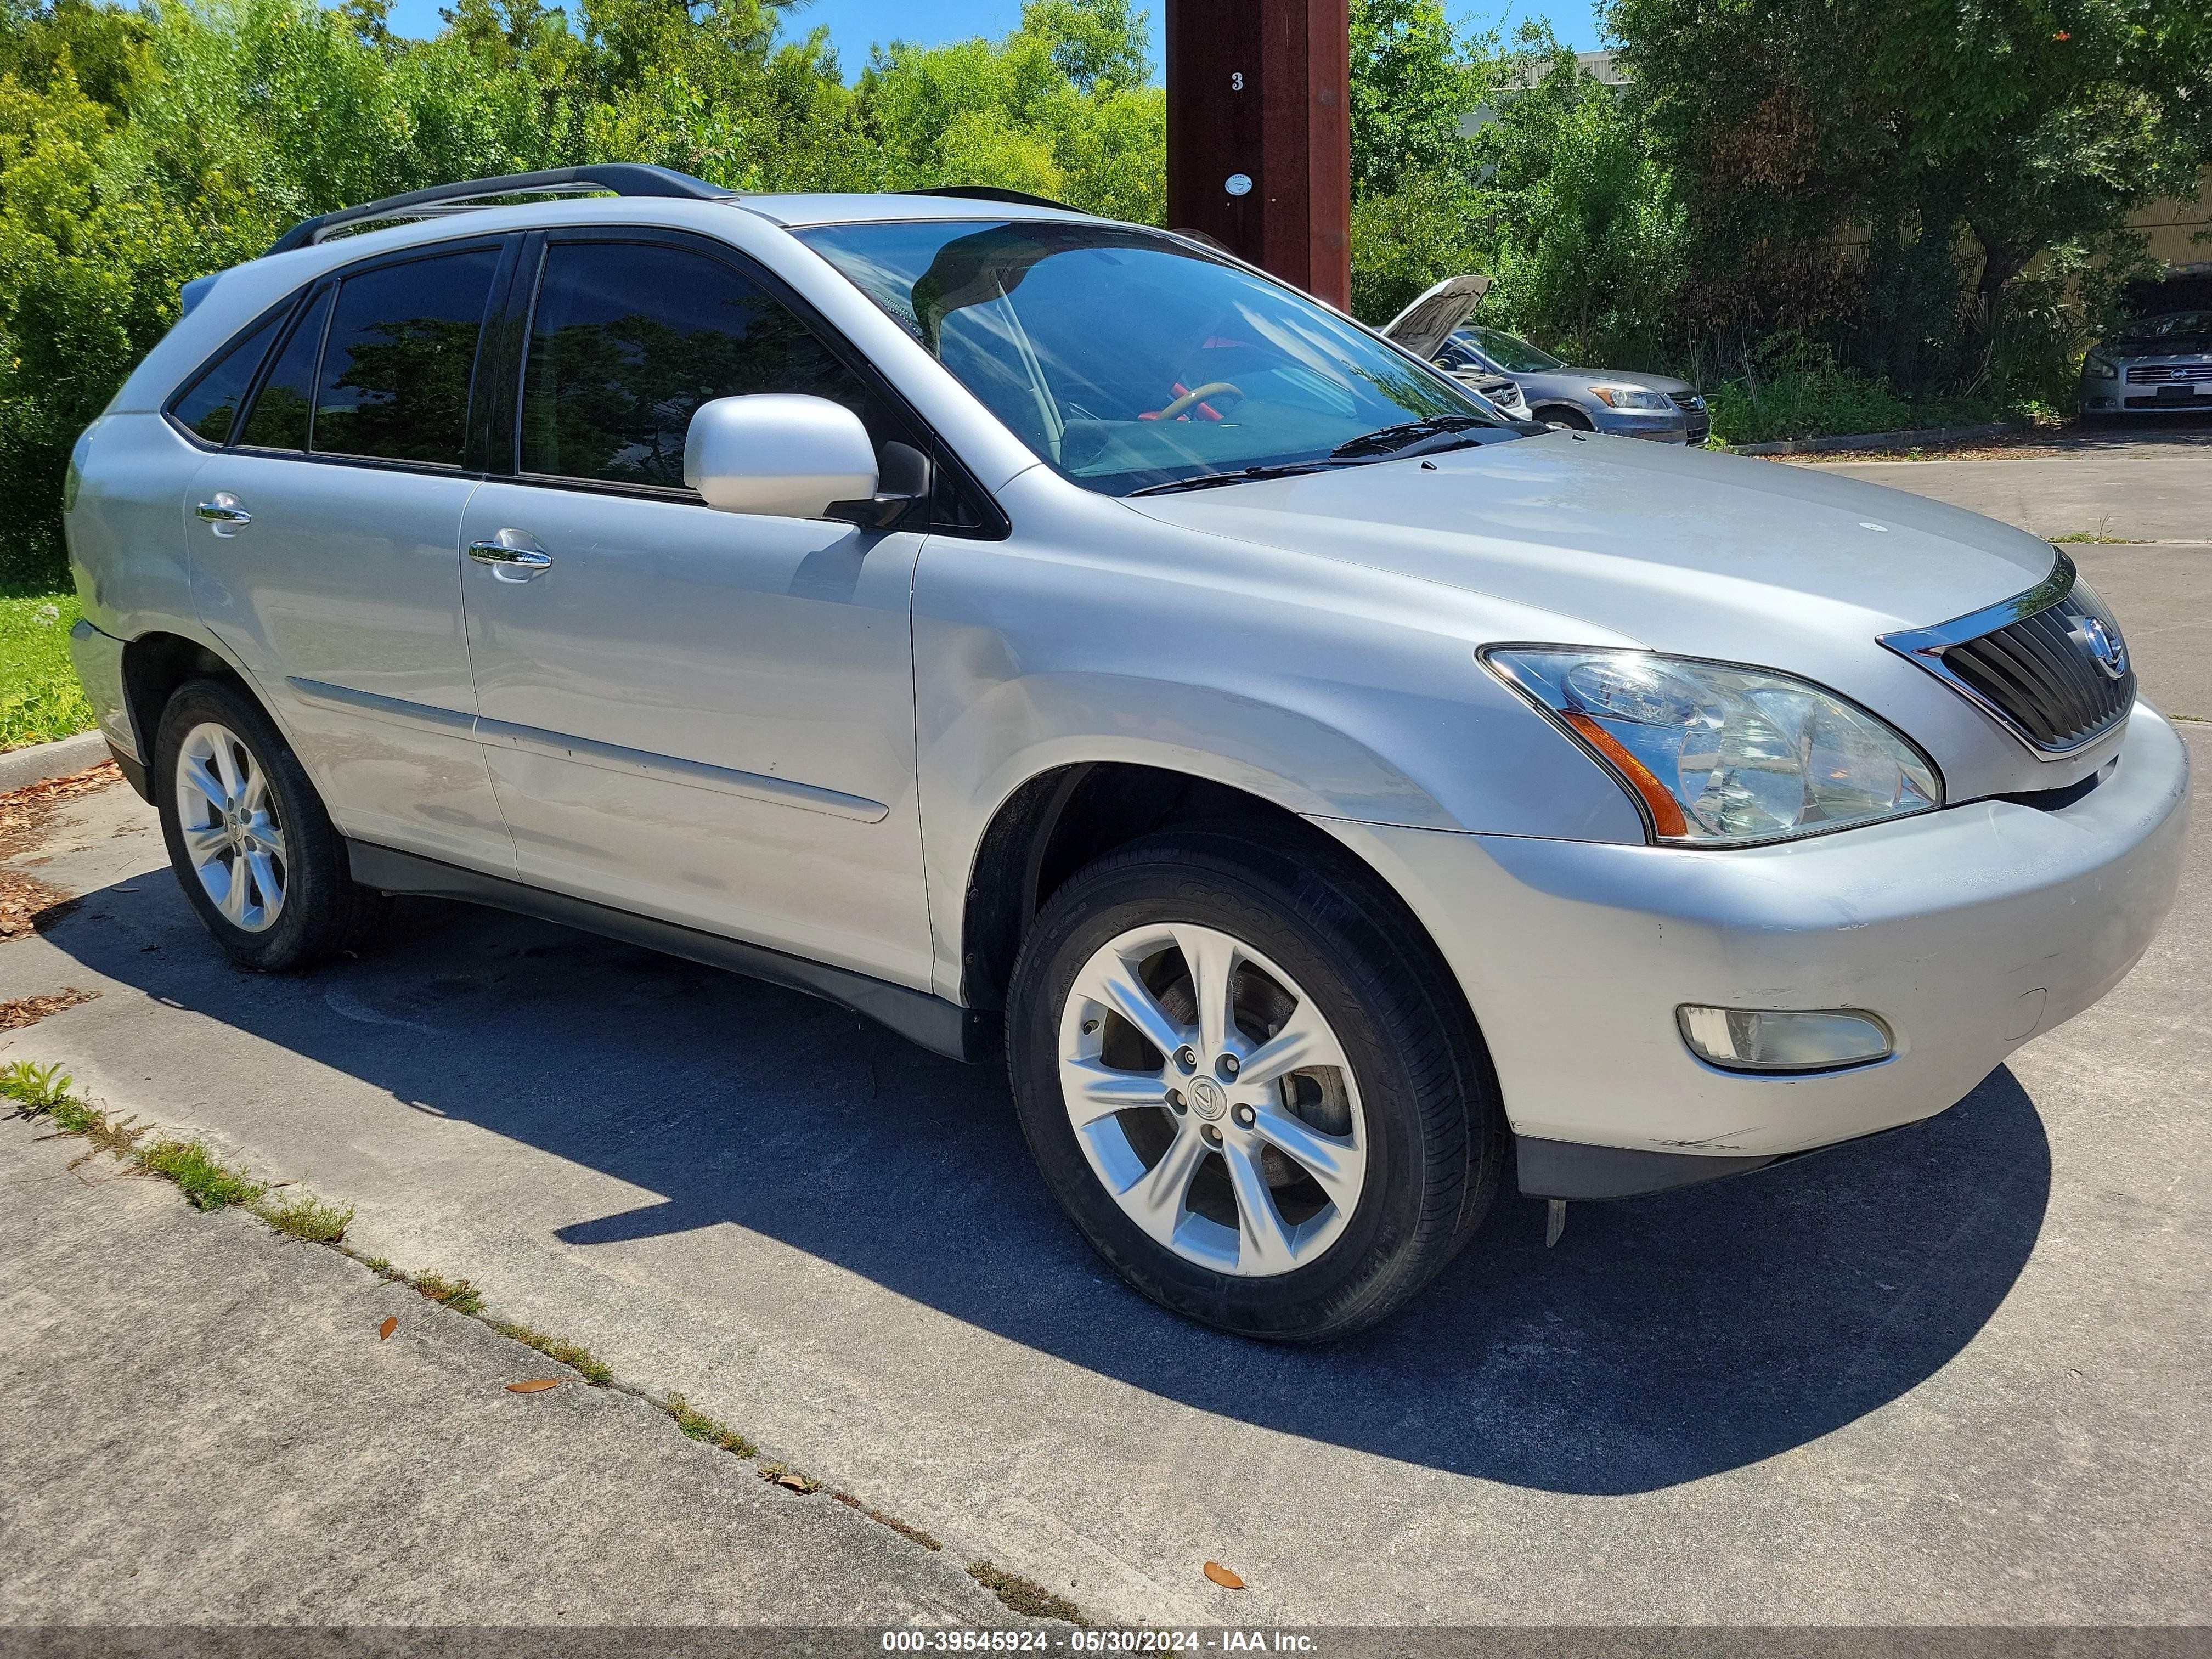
[1678,1006,1892,1073]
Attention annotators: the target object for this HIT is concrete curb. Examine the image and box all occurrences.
[0,729,110,796]
[1725,420,2027,457]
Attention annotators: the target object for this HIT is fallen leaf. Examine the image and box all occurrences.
[776,1473,808,1490]
[378,1316,397,1340]
[1203,1561,1244,1590]
[506,1379,562,1393]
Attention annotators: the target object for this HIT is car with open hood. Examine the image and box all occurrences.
[65,168,2187,1340]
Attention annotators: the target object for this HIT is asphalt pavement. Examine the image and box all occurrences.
[2,443,2208,1627]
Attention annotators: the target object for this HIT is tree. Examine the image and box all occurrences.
[1347,0,1484,200]
[1606,0,2212,388]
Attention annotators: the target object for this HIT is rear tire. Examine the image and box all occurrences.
[1006,826,1505,1341]
[155,677,387,972]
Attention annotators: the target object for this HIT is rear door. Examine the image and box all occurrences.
[187,239,516,872]
[455,230,934,988]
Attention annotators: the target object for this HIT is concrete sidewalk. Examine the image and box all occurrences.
[0,1113,1026,1626]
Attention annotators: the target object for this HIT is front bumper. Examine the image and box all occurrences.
[1592,407,1711,445]
[1320,704,2190,1170]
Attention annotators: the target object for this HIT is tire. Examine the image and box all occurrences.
[154,676,388,971]
[1537,405,1595,431]
[1005,826,1506,1341]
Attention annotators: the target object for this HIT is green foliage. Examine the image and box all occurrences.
[494,1318,614,1384]
[412,1272,485,1315]
[1348,0,1487,200]
[1703,339,2006,447]
[0,581,92,747]
[255,1190,356,1242]
[666,1390,758,1455]
[1604,0,2212,394]
[0,1057,74,1110]
[139,1135,268,1209]
[0,0,1164,580]
[1475,39,1688,366]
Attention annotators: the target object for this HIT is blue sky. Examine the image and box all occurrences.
[372,0,1607,70]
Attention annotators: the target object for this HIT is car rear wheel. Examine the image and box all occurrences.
[1006,827,1506,1340]
[155,678,387,972]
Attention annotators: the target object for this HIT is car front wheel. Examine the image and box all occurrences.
[1006,827,1505,1340]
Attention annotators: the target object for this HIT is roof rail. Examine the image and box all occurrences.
[266,165,737,257]
[900,185,1087,215]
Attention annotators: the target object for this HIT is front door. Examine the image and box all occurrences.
[458,233,933,989]
[187,241,513,872]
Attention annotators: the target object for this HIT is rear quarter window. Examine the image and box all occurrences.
[167,307,288,445]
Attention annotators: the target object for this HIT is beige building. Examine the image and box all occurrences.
[2131,173,2212,277]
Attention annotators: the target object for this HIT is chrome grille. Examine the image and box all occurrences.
[2125,363,2212,383]
[1880,553,2135,757]
[1669,392,1707,412]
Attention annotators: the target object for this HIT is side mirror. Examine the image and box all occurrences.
[684,394,879,521]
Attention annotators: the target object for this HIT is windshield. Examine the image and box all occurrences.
[1457,326,1565,373]
[797,219,1518,495]
[2131,311,2212,339]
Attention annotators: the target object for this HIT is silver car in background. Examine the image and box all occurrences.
[66,167,2187,1340]
[2078,310,2212,416]
[1440,323,1711,443]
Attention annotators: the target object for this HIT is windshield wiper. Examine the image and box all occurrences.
[1127,461,1342,496]
[1328,414,1498,460]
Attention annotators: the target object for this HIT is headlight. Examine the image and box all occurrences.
[2082,353,2118,381]
[1482,648,1942,845]
[1590,386,1672,411]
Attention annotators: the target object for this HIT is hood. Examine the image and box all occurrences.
[2101,333,2212,357]
[1122,430,2055,661]
[1380,274,1492,362]
[1544,367,1701,398]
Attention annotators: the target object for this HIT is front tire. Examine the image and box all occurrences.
[155,677,387,972]
[1006,827,1506,1341]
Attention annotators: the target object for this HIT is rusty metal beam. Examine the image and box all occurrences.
[1165,0,1351,309]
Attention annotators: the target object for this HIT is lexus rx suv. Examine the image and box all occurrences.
[66,167,2188,1339]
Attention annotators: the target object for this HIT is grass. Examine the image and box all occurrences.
[257,1190,357,1243]
[0,582,95,752]
[410,1272,485,1316]
[967,1560,1086,1624]
[494,1319,614,1385]
[667,1391,759,1457]
[138,1136,268,1210]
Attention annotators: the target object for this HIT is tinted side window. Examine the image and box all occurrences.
[314,249,499,466]
[171,307,287,445]
[238,287,333,453]
[520,241,868,489]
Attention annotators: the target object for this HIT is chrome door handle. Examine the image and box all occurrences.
[468,540,552,571]
[196,501,251,525]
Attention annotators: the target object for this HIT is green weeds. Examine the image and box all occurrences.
[494,1321,613,1386]
[667,1391,758,1456]
[967,1560,1085,1624]
[257,1191,357,1243]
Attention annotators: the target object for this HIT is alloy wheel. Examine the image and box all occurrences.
[1056,922,1368,1277]
[174,720,287,933]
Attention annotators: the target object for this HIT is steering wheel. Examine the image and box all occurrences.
[1153,380,1244,422]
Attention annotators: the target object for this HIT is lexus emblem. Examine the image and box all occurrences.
[2067,612,2129,681]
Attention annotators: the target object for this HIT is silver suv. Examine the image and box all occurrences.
[66,167,2189,1340]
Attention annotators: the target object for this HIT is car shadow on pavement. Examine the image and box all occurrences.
[47,879,2050,1498]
